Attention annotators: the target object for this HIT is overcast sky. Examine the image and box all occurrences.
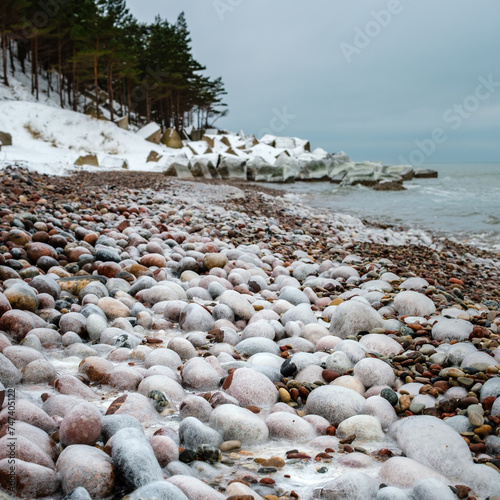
[126,0,500,164]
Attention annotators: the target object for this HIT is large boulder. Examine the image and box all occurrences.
[329,300,384,339]
[223,367,278,407]
[305,385,365,424]
[0,458,59,498]
[110,427,163,491]
[0,132,12,146]
[161,128,183,148]
[393,291,436,317]
[137,122,161,144]
[74,154,98,167]
[217,155,247,180]
[57,445,114,498]
[209,404,268,444]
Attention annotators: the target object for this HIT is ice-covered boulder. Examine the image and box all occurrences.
[312,471,378,500]
[389,416,471,480]
[337,415,384,442]
[223,367,278,407]
[209,404,268,444]
[432,318,473,342]
[329,300,384,339]
[379,456,451,488]
[393,291,436,317]
[353,358,395,388]
[305,385,365,424]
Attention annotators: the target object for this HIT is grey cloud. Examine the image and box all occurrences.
[126,0,500,164]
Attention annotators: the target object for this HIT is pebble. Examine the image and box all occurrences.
[110,427,163,491]
[0,458,60,498]
[57,445,114,498]
[59,402,102,446]
[329,300,384,339]
[220,440,242,452]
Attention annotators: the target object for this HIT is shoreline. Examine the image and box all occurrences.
[261,177,500,257]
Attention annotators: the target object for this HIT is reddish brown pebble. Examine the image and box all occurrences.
[286,453,311,459]
[454,484,471,499]
[481,396,496,412]
[105,394,127,415]
[322,369,340,383]
[290,388,300,401]
[222,372,234,390]
[298,386,309,401]
[143,337,163,344]
[468,443,486,453]
[377,449,393,457]
[260,478,275,485]
[245,405,261,414]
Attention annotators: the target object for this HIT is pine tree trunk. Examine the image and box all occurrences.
[72,44,77,111]
[127,77,131,122]
[108,61,114,122]
[146,87,151,123]
[94,37,99,118]
[58,33,63,107]
[2,22,8,86]
[34,36,39,99]
[8,38,15,74]
[117,77,121,116]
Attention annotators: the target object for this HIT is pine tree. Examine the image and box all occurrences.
[0,1,227,130]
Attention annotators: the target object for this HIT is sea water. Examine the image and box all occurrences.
[266,163,500,251]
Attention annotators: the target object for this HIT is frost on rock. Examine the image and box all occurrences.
[329,300,384,339]
[389,416,472,480]
[179,416,223,449]
[209,404,269,444]
[411,478,457,500]
[224,367,278,407]
[265,411,317,442]
[460,463,500,498]
[313,471,378,500]
[431,318,473,342]
[379,456,451,488]
[167,475,225,500]
[393,291,436,317]
[376,486,411,500]
[353,358,395,388]
[360,396,398,430]
[111,427,163,492]
[124,481,189,500]
[336,415,384,442]
[181,357,221,391]
[305,385,365,424]
[324,351,353,374]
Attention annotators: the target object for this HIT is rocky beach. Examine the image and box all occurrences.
[0,167,499,500]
